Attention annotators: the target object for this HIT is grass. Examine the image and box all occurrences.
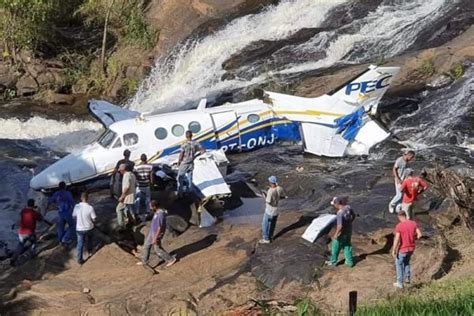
[448,64,464,80]
[355,277,474,316]
[418,57,436,77]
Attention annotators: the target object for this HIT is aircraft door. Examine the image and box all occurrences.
[210,111,241,152]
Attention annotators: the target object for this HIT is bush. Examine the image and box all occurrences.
[449,64,464,80]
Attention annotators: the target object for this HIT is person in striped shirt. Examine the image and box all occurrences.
[134,154,153,216]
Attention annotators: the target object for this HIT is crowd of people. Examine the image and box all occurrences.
[11,139,428,288]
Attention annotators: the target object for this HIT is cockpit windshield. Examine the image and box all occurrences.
[97,130,117,148]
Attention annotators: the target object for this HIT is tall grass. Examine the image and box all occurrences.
[356,278,474,316]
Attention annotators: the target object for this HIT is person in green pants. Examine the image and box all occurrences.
[326,196,356,267]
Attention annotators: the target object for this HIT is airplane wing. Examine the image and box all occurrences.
[88,100,141,128]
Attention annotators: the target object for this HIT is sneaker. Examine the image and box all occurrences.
[393,282,403,289]
[165,257,177,267]
[136,262,145,266]
[78,259,85,265]
[258,239,270,244]
[325,260,336,267]
[388,204,395,214]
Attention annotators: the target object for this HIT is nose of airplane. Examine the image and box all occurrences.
[30,153,97,191]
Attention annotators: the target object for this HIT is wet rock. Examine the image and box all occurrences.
[426,74,453,90]
[16,75,38,96]
[251,236,326,288]
[42,90,76,105]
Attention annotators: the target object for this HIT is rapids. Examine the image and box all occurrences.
[0,0,472,252]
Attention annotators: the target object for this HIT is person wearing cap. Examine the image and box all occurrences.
[326,197,356,267]
[389,151,415,213]
[116,163,137,228]
[392,210,422,288]
[399,169,428,220]
[176,130,205,195]
[259,176,286,244]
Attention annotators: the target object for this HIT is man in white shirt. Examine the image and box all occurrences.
[73,192,96,264]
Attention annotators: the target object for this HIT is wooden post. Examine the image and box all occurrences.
[349,290,357,315]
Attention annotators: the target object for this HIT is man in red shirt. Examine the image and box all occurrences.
[391,210,422,288]
[10,199,43,266]
[399,169,428,220]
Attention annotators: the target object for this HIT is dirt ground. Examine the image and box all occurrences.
[1,200,471,315]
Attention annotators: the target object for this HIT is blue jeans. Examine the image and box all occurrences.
[395,251,413,285]
[262,212,278,241]
[142,235,173,264]
[177,169,193,194]
[389,180,403,210]
[135,187,151,214]
[58,212,75,243]
[11,234,37,263]
[76,229,94,262]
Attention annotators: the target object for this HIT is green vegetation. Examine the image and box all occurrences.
[356,278,474,316]
[419,58,436,76]
[0,0,57,57]
[448,63,464,80]
[77,0,157,49]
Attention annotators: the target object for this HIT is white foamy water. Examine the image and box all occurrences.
[280,0,453,74]
[0,117,101,152]
[129,0,456,112]
[128,0,347,112]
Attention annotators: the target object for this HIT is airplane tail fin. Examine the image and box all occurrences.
[328,65,400,114]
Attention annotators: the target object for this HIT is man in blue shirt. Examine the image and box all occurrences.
[137,200,176,267]
[48,181,75,245]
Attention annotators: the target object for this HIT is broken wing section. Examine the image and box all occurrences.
[301,108,390,157]
[88,100,141,128]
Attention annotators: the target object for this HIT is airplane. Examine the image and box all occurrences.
[30,65,400,192]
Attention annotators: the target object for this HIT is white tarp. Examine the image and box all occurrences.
[301,214,337,243]
[199,207,217,228]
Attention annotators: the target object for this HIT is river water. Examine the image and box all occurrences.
[0,0,472,252]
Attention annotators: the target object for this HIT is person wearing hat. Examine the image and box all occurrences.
[399,169,428,220]
[392,209,422,288]
[259,175,286,244]
[326,197,356,267]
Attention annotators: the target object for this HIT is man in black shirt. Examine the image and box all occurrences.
[110,149,135,198]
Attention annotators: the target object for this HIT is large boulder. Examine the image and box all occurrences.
[0,63,17,90]
[16,75,38,96]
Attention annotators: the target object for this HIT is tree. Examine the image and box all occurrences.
[0,0,57,60]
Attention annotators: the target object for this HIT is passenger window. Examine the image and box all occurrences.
[188,121,201,134]
[112,138,122,148]
[248,114,260,123]
[155,127,167,140]
[123,133,139,146]
[172,124,185,137]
